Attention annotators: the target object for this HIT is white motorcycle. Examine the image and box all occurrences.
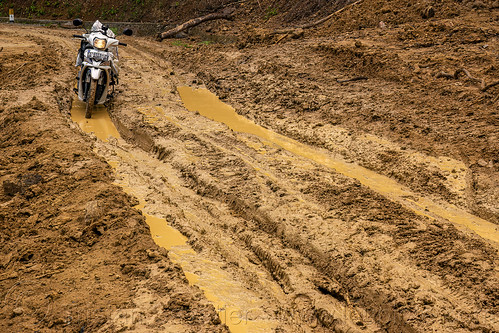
[72,19,133,118]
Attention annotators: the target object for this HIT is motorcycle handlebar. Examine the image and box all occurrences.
[72,34,127,46]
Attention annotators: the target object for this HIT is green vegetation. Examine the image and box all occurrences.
[101,6,118,19]
[198,40,213,46]
[44,0,60,6]
[27,2,46,17]
[264,6,278,20]
[171,40,192,48]
[67,3,82,18]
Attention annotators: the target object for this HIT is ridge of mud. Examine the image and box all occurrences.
[0,24,227,332]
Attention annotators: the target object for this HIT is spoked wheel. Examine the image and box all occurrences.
[85,78,97,119]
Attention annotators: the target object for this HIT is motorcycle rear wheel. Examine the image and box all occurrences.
[85,78,97,119]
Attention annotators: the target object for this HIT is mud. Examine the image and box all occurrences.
[166,3,499,225]
[177,86,499,246]
[1,0,498,331]
[71,102,121,142]
[0,24,226,333]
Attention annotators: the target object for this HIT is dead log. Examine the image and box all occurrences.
[157,8,235,40]
[435,72,455,79]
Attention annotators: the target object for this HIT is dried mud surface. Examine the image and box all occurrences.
[1,1,499,332]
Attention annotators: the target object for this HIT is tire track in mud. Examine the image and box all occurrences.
[84,117,369,332]
[0,25,228,333]
[37,30,495,332]
[67,33,498,332]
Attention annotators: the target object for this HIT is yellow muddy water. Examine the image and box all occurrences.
[71,102,276,333]
[110,157,277,333]
[177,86,499,246]
[71,101,121,141]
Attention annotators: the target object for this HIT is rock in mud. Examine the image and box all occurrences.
[477,159,488,167]
[421,6,435,19]
[3,180,23,196]
[12,307,24,317]
[84,200,104,224]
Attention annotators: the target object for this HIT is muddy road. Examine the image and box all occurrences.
[1,14,498,333]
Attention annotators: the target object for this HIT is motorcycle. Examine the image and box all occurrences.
[72,19,133,118]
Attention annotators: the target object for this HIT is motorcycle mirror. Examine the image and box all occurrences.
[123,28,133,36]
[102,25,109,31]
[73,18,83,27]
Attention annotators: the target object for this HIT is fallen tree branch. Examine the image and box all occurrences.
[435,68,480,82]
[455,68,478,81]
[275,33,289,44]
[272,0,364,35]
[435,72,455,79]
[481,80,499,92]
[7,62,27,75]
[157,8,235,40]
[336,76,368,83]
[436,68,499,95]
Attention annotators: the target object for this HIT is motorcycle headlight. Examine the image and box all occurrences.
[94,38,106,50]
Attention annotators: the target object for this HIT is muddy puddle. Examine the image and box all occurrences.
[70,102,277,332]
[71,101,121,141]
[177,86,499,246]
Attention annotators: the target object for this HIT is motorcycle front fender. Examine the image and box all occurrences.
[90,67,102,81]
[77,64,110,104]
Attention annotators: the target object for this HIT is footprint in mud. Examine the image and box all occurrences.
[291,293,318,328]
[291,293,358,332]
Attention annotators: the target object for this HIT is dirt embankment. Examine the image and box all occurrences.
[0,26,226,332]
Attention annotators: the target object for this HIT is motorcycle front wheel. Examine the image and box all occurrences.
[85,78,97,119]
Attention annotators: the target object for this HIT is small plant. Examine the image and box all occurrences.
[264,6,278,20]
[171,40,192,48]
[67,3,81,17]
[198,40,213,46]
[101,7,118,19]
[27,3,45,17]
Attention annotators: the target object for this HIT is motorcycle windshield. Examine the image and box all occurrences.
[90,20,115,38]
